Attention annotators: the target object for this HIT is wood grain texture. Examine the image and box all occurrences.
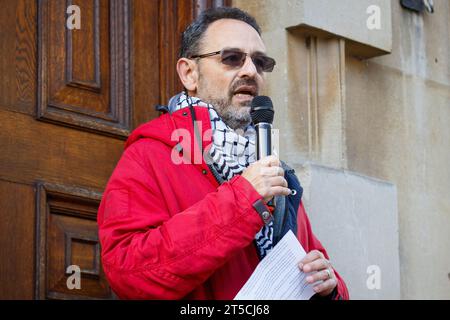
[66,0,102,91]
[37,0,131,138]
[0,180,35,299]
[0,109,124,189]
[130,0,161,128]
[35,182,114,299]
[158,0,192,105]
[0,0,37,115]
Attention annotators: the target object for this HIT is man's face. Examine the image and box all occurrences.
[193,19,267,130]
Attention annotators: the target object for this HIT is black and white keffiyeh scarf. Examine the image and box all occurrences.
[170,92,274,259]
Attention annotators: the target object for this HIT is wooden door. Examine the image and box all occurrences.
[0,0,230,300]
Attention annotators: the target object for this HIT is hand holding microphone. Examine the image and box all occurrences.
[242,155,291,203]
[241,96,290,204]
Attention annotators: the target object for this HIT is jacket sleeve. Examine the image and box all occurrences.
[297,202,350,300]
[97,140,265,299]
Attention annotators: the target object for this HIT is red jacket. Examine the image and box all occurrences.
[97,106,349,300]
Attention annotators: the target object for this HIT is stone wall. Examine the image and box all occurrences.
[233,0,450,299]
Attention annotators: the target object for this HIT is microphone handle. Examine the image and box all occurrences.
[255,123,276,209]
[255,123,272,160]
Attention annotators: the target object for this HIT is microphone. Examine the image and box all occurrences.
[250,96,276,208]
[250,96,274,160]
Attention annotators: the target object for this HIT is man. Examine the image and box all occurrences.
[98,7,349,300]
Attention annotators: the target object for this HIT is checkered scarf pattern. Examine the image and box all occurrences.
[172,92,274,259]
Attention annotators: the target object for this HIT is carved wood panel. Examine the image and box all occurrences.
[37,0,131,138]
[35,182,115,299]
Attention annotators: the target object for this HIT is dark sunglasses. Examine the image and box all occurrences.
[190,49,276,73]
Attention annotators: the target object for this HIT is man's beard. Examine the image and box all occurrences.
[206,97,251,132]
[198,78,258,132]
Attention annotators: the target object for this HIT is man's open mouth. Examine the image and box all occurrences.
[233,86,257,99]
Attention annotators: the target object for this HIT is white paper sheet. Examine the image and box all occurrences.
[234,230,317,300]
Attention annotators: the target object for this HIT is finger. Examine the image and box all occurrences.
[313,278,337,295]
[260,155,280,167]
[268,186,292,197]
[269,176,288,188]
[259,166,284,177]
[276,166,284,176]
[302,258,329,273]
[305,268,334,284]
[298,250,324,269]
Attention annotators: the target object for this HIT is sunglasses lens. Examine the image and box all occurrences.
[253,55,276,72]
[221,50,246,67]
[220,50,276,72]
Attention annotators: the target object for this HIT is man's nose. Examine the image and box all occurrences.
[237,55,258,78]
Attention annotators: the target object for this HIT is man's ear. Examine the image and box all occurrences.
[176,58,198,92]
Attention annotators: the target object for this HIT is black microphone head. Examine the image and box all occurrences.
[250,96,274,125]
